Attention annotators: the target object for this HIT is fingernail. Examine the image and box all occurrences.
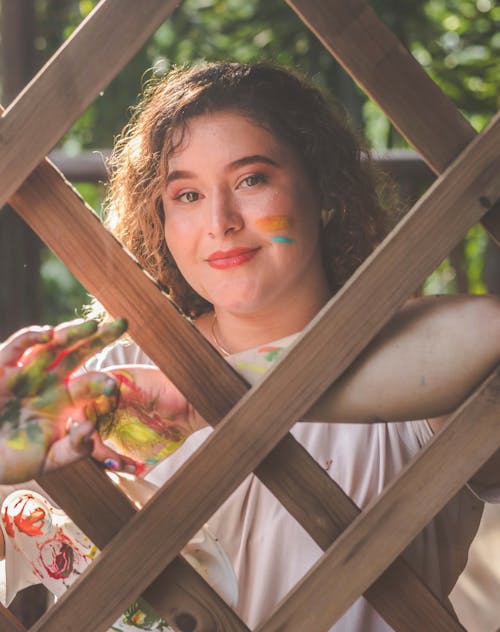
[101,318,128,342]
[104,458,120,471]
[122,463,138,475]
[112,317,128,333]
[103,378,117,396]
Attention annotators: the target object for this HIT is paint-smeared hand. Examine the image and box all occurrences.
[97,365,203,474]
[0,319,127,483]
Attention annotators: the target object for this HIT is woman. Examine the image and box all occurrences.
[1,62,499,630]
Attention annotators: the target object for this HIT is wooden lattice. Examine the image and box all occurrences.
[1,0,499,630]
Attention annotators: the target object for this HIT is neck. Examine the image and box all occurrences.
[205,275,332,355]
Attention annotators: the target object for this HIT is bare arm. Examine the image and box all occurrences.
[306,294,500,423]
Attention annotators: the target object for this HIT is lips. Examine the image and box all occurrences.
[206,247,260,269]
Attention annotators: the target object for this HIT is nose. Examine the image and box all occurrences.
[207,187,243,239]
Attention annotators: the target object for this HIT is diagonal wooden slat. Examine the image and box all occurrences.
[39,451,461,631]
[11,138,464,631]
[0,608,26,632]
[143,556,251,632]
[38,462,137,549]
[256,435,464,632]
[258,367,500,631]
[29,106,500,632]
[39,462,250,632]
[286,0,500,243]
[1,2,494,628]
[0,0,180,210]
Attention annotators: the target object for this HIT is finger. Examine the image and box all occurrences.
[68,371,119,420]
[15,320,98,377]
[52,319,98,345]
[91,432,138,474]
[50,318,128,376]
[0,326,53,366]
[10,321,101,396]
[42,422,94,473]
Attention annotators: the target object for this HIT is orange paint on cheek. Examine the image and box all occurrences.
[255,215,292,232]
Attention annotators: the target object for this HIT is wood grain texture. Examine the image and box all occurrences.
[143,557,251,632]
[38,460,137,547]
[257,435,464,632]
[0,0,179,209]
[0,607,26,632]
[38,460,249,632]
[9,153,464,630]
[9,158,248,422]
[286,0,500,243]
[28,108,500,632]
[257,368,500,632]
[3,0,496,624]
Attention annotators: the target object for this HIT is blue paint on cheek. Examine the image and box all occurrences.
[271,236,295,244]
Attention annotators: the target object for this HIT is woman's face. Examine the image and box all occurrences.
[161,110,328,315]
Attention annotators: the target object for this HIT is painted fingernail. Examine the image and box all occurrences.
[104,458,120,471]
[101,318,128,342]
[103,378,117,396]
[112,317,128,333]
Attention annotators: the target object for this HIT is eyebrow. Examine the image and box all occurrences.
[165,154,280,185]
[229,154,279,170]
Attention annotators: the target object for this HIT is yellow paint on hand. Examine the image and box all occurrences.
[255,215,291,232]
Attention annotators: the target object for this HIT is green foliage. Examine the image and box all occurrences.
[39,182,105,324]
[40,250,89,324]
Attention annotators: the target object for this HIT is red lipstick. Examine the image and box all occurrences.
[207,247,260,269]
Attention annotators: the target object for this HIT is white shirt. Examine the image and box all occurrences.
[0,334,485,631]
[89,336,484,630]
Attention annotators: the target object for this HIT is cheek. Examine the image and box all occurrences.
[253,213,297,247]
[163,215,194,256]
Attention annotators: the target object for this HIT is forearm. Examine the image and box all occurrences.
[306,294,500,423]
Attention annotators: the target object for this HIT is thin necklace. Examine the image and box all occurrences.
[211,312,231,356]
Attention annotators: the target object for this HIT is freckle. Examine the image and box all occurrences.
[255,215,291,232]
[420,375,426,386]
[271,236,295,244]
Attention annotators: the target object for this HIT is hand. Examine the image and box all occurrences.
[96,365,205,474]
[0,319,127,483]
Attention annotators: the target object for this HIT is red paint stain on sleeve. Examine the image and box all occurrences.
[2,506,15,537]
[4,494,46,537]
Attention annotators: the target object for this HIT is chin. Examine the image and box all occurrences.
[201,283,270,314]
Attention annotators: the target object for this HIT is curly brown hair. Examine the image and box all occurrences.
[105,62,394,319]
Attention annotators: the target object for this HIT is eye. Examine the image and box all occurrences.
[176,190,199,203]
[239,173,267,189]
